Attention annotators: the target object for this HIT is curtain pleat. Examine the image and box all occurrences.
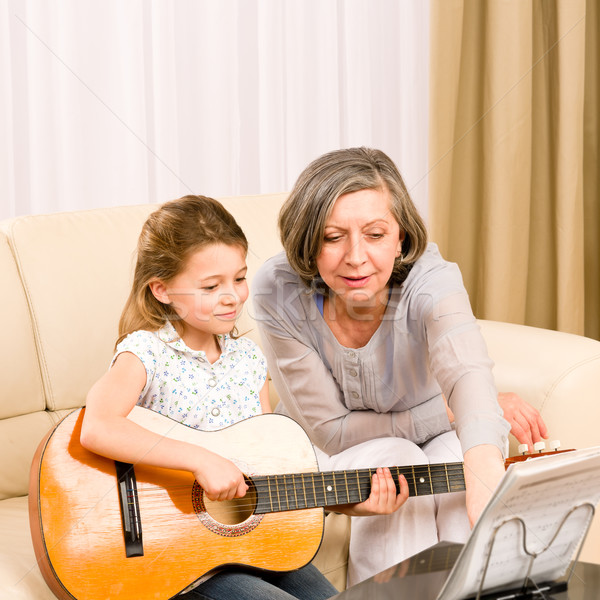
[584,0,600,340]
[429,0,598,338]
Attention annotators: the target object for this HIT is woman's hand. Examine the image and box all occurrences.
[497,392,548,452]
[330,467,409,517]
[463,444,505,527]
[193,452,248,502]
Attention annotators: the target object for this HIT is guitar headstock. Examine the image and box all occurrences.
[504,440,575,468]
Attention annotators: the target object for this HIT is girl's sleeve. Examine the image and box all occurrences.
[112,331,157,399]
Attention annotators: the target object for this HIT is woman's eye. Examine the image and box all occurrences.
[324,235,341,243]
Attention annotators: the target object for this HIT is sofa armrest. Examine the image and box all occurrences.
[478,319,600,453]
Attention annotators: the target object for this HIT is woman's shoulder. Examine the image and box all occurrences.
[405,243,464,290]
[252,251,314,319]
[253,250,299,288]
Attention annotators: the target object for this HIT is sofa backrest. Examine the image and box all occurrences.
[0,193,286,500]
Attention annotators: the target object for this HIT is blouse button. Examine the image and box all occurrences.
[211,407,220,417]
[208,378,217,387]
[348,351,356,358]
[349,369,358,377]
[351,391,359,399]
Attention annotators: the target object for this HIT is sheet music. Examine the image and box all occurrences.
[437,446,600,600]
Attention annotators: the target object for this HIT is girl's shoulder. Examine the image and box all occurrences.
[222,334,265,358]
[116,328,164,355]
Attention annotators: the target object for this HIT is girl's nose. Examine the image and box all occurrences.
[220,291,236,304]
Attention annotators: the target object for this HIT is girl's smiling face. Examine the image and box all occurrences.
[316,186,404,314]
[150,243,248,350]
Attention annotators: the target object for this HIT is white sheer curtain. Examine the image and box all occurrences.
[1,0,429,220]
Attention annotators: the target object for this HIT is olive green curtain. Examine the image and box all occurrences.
[428,0,599,338]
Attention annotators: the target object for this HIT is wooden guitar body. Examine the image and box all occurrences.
[29,408,324,600]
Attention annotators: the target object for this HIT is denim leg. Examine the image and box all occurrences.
[182,564,337,600]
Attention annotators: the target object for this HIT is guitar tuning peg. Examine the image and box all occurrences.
[518,444,529,455]
[550,440,561,451]
[533,441,546,453]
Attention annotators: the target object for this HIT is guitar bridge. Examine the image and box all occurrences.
[115,461,144,557]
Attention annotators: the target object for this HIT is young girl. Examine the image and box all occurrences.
[80,195,338,600]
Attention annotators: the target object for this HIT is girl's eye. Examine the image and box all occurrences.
[235,277,247,283]
[202,285,218,291]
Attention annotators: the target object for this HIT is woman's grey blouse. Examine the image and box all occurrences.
[251,243,509,458]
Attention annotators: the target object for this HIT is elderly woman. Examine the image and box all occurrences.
[251,147,547,586]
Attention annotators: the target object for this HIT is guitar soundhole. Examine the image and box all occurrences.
[191,481,263,537]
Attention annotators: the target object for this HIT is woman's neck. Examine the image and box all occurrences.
[322,291,389,349]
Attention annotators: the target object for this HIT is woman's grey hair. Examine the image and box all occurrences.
[279,147,428,289]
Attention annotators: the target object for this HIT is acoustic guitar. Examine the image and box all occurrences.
[29,406,569,600]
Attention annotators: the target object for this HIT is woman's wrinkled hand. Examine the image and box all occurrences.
[331,467,409,517]
[497,392,548,452]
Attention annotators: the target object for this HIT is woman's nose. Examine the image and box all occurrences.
[345,237,367,265]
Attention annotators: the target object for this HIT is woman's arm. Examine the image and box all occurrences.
[80,352,248,501]
[463,444,505,526]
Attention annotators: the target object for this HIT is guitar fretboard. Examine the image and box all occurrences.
[252,462,466,514]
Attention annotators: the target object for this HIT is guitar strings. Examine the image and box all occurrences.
[129,464,466,517]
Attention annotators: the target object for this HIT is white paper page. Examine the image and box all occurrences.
[437,446,600,600]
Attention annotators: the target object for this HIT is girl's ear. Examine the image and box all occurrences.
[149,280,170,304]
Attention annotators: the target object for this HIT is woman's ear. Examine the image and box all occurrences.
[149,280,170,304]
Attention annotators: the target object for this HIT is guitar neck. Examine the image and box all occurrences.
[252,462,466,514]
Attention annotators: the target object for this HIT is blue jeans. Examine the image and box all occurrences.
[181,564,337,600]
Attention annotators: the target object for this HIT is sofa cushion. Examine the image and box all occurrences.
[0,496,56,599]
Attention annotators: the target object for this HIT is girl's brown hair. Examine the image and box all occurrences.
[116,195,248,348]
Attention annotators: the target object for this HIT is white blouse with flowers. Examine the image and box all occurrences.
[113,321,267,431]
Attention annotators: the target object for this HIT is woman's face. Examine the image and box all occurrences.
[316,187,404,312]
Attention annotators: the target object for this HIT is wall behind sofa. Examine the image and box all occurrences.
[1,0,430,221]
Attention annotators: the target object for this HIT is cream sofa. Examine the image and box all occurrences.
[2,192,600,599]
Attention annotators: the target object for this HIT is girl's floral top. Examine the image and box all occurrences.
[113,321,267,431]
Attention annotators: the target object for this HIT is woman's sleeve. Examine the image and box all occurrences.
[421,284,510,456]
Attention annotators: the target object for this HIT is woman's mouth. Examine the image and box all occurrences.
[341,275,370,288]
